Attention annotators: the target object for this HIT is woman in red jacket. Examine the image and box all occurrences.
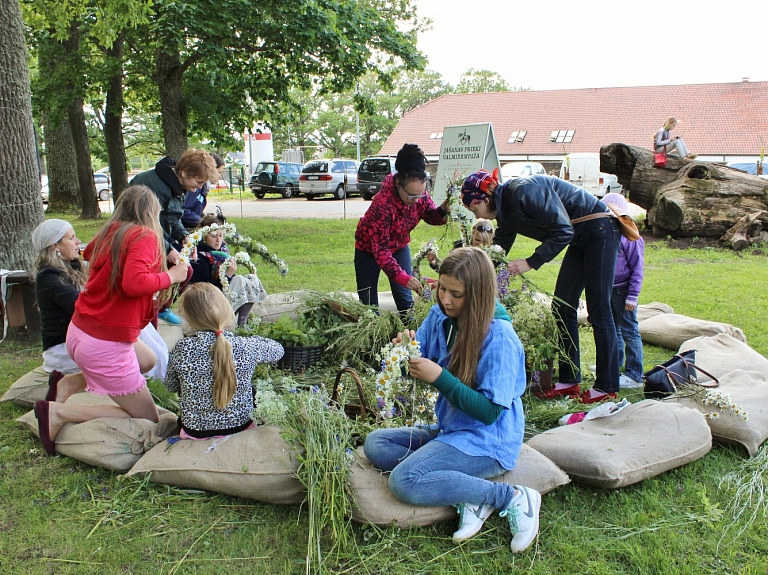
[354,144,449,312]
[33,185,191,455]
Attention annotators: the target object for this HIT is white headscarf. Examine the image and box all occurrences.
[31,219,73,252]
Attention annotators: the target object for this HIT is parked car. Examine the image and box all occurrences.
[726,161,768,179]
[500,161,546,183]
[94,172,111,201]
[356,156,433,201]
[40,173,110,203]
[299,159,360,200]
[559,152,622,198]
[249,161,303,198]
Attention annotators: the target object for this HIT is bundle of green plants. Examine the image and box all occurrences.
[259,313,326,348]
[298,291,406,371]
[251,377,356,572]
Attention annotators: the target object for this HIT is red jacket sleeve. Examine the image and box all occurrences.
[120,230,172,297]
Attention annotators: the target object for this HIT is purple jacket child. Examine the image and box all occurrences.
[604,193,644,305]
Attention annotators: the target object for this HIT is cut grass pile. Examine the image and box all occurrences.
[1,217,767,574]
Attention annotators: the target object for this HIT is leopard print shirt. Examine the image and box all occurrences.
[165,331,284,432]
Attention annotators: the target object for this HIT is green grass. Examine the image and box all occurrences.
[2,218,768,574]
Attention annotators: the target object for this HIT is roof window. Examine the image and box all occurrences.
[429,132,443,139]
[507,131,527,143]
[549,130,575,143]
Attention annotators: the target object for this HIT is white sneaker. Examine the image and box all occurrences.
[619,374,643,389]
[452,503,495,542]
[500,485,541,553]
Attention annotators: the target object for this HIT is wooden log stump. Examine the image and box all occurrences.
[600,143,768,237]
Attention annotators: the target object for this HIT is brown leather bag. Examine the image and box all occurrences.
[571,204,641,241]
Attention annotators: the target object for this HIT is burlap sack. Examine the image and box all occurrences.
[16,393,179,473]
[669,370,768,456]
[1,367,49,408]
[636,302,675,323]
[349,444,570,528]
[678,334,768,381]
[526,400,712,488]
[254,290,308,323]
[639,313,747,350]
[127,425,305,505]
[156,322,184,352]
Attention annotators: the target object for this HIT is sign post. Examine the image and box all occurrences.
[433,123,501,204]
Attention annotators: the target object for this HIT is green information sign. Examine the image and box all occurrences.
[433,123,501,203]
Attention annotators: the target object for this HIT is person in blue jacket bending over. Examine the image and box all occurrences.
[461,170,621,403]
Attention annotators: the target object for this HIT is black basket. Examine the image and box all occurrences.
[277,345,324,372]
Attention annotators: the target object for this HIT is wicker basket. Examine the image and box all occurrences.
[277,345,323,373]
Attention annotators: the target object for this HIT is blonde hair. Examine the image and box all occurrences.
[437,247,497,388]
[470,218,495,247]
[178,283,237,409]
[34,228,88,291]
[175,148,219,183]
[87,185,169,304]
[664,117,678,129]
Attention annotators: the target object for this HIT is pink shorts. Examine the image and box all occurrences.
[66,322,146,396]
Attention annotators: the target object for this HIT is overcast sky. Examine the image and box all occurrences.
[414,0,767,90]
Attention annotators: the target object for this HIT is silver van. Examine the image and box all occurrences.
[299,159,360,200]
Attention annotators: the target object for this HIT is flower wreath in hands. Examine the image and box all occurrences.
[178,222,289,297]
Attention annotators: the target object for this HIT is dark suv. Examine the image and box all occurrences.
[249,161,303,198]
[357,157,432,201]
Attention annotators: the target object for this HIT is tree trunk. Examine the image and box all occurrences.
[104,33,129,203]
[62,24,100,219]
[42,116,80,211]
[601,143,768,237]
[37,35,79,212]
[0,0,45,270]
[156,47,187,159]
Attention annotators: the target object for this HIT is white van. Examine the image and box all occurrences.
[559,153,622,198]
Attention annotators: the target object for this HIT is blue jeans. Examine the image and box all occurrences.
[611,286,644,381]
[363,427,515,510]
[552,217,621,393]
[355,247,413,312]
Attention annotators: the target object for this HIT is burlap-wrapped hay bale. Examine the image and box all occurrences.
[636,302,675,323]
[17,393,179,473]
[527,400,712,488]
[127,425,305,505]
[1,367,50,408]
[669,370,768,457]
[349,444,569,528]
[678,334,768,381]
[254,290,309,323]
[639,313,746,350]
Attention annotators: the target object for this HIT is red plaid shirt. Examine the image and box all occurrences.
[355,174,447,286]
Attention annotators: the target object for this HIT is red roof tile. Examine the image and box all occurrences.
[380,81,768,158]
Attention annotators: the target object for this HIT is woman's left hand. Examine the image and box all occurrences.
[408,357,442,384]
[440,199,451,213]
[226,257,237,275]
[392,329,417,345]
[507,258,532,276]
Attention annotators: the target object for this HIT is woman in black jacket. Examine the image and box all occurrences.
[31,219,166,403]
[461,171,621,403]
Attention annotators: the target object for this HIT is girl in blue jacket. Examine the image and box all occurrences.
[364,247,541,553]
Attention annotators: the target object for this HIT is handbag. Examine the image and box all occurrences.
[643,350,719,399]
[654,152,667,168]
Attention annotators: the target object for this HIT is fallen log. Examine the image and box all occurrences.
[721,211,768,251]
[600,143,768,237]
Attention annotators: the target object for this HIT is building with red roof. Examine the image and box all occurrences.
[380,80,768,170]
